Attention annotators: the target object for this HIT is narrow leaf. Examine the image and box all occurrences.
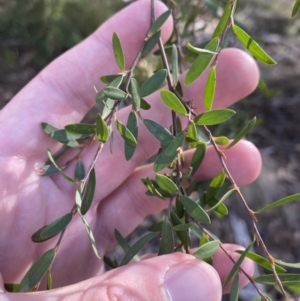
[233,24,276,65]
[75,160,85,181]
[120,232,156,265]
[103,87,127,100]
[125,111,138,160]
[212,1,232,38]
[274,259,300,269]
[194,109,235,125]
[142,30,161,57]
[206,171,226,201]
[65,124,96,135]
[226,117,256,149]
[181,195,210,223]
[160,89,187,116]
[153,131,185,172]
[149,10,171,35]
[186,43,218,55]
[114,229,130,252]
[191,143,206,175]
[112,32,125,71]
[204,66,216,111]
[115,119,137,147]
[229,274,239,301]
[206,189,236,213]
[158,219,174,255]
[96,113,109,143]
[156,174,178,195]
[194,240,220,260]
[144,119,174,146]
[100,74,120,84]
[292,0,300,17]
[47,270,52,290]
[18,249,56,292]
[254,273,300,285]
[140,69,167,98]
[256,193,300,214]
[185,37,219,85]
[223,240,254,288]
[130,78,141,112]
[141,177,164,199]
[81,168,96,215]
[4,283,20,292]
[31,213,73,243]
[170,211,191,246]
[171,45,179,86]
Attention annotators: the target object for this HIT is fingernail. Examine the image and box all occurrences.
[164,262,222,301]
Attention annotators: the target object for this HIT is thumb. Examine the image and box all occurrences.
[2,253,222,301]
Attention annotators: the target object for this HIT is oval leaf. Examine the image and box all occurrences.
[115,119,137,147]
[65,124,96,135]
[185,37,219,85]
[156,174,178,195]
[214,136,229,145]
[158,219,174,255]
[204,66,216,111]
[130,78,141,112]
[81,168,96,215]
[140,69,167,98]
[194,109,235,125]
[233,24,276,65]
[292,0,300,17]
[181,195,210,223]
[149,10,171,36]
[212,1,232,38]
[96,113,109,143]
[142,30,161,58]
[75,160,85,181]
[144,119,174,146]
[160,89,187,116]
[18,249,56,292]
[191,143,206,175]
[112,32,125,71]
[171,45,179,86]
[125,111,138,160]
[194,240,220,260]
[103,87,127,100]
[226,117,256,150]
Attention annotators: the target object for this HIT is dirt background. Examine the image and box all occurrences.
[1,0,300,300]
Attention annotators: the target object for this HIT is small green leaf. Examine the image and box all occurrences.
[32,213,73,243]
[97,76,123,105]
[212,1,232,38]
[39,164,60,176]
[191,143,206,175]
[194,240,220,260]
[140,98,151,110]
[194,109,235,125]
[100,74,120,84]
[232,24,276,65]
[160,89,187,116]
[81,168,96,215]
[75,160,85,181]
[171,45,179,86]
[77,205,101,259]
[141,177,164,199]
[186,43,218,55]
[181,195,210,223]
[103,87,127,100]
[148,220,164,232]
[274,259,300,269]
[170,211,191,246]
[102,98,115,119]
[47,149,76,183]
[125,111,138,160]
[112,32,125,71]
[18,249,56,292]
[235,251,286,273]
[185,37,219,85]
[214,136,229,145]
[47,270,52,290]
[4,283,20,292]
[156,174,178,195]
[256,193,300,214]
[187,122,197,142]
[65,124,96,135]
[139,69,167,98]
[114,229,130,252]
[223,240,254,288]
[153,131,185,172]
[120,232,156,265]
[149,10,171,36]
[226,117,256,149]
[130,78,141,112]
[159,219,174,255]
[144,119,174,146]
[182,167,193,184]
[96,113,109,143]
[229,274,239,301]
[115,119,137,147]
[142,30,161,57]
[292,0,300,17]
[254,273,300,285]
[206,189,235,213]
[204,66,216,111]
[206,171,226,201]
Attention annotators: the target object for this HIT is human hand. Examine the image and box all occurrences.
[0,0,261,300]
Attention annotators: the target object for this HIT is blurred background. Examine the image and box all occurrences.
[1,0,300,300]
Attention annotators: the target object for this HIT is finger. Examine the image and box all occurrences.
[212,244,255,294]
[3,253,222,301]
[95,140,261,250]
[0,0,173,159]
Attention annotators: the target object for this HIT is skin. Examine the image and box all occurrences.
[0,0,261,300]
